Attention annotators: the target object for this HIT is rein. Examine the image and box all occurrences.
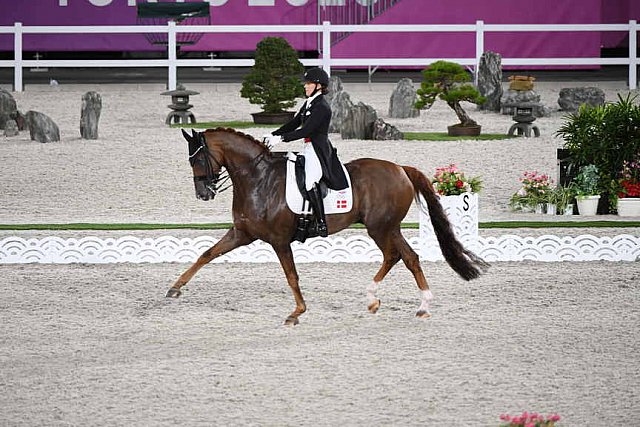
[190,138,232,196]
[190,133,269,196]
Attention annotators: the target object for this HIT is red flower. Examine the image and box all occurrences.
[456,180,464,188]
[619,180,640,198]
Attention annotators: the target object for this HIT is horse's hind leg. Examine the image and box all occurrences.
[166,228,254,298]
[392,233,433,318]
[367,230,402,314]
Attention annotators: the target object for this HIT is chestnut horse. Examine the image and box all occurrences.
[167,128,488,325]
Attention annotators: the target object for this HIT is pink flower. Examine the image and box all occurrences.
[525,423,535,427]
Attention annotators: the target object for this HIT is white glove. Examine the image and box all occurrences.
[263,134,282,150]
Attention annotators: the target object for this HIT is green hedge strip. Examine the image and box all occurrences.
[0,221,638,231]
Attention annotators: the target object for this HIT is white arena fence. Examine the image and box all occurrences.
[0,20,638,91]
[1,194,638,264]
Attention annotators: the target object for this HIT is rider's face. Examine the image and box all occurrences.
[304,81,319,97]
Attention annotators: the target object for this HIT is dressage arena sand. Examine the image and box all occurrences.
[1,79,639,425]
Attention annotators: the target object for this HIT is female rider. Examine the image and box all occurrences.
[265,67,348,237]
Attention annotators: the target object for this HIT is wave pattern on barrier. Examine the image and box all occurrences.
[1,234,639,264]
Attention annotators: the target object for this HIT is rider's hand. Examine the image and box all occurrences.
[263,134,282,150]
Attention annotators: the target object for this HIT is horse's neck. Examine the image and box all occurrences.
[220,138,269,180]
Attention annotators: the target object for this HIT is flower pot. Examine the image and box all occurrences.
[617,197,640,217]
[447,124,481,137]
[576,195,600,216]
[546,203,556,215]
[251,111,295,125]
[534,203,545,214]
[563,204,574,216]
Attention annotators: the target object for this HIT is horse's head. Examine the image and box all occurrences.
[182,129,223,201]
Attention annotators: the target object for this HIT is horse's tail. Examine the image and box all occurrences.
[402,165,489,281]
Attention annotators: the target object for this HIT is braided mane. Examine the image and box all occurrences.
[206,127,269,150]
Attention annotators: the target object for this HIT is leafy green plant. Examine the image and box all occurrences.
[415,60,485,127]
[552,185,576,212]
[240,37,305,113]
[572,164,600,197]
[556,94,640,209]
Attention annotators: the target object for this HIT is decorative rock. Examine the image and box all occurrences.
[25,111,60,143]
[501,90,550,117]
[80,91,102,139]
[325,75,344,105]
[329,90,354,134]
[372,118,403,140]
[558,87,605,112]
[477,51,503,112]
[388,78,420,118]
[0,89,18,130]
[340,102,378,140]
[3,119,18,137]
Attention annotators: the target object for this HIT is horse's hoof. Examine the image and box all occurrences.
[166,287,182,298]
[368,299,381,314]
[284,316,299,326]
[416,310,432,319]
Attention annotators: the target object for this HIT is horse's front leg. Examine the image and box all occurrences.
[273,244,306,326]
[166,228,255,298]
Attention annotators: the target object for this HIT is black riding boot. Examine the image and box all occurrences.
[308,184,328,237]
[294,215,310,242]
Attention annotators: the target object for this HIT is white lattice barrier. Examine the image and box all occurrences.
[1,194,638,264]
[1,233,639,264]
[419,193,479,261]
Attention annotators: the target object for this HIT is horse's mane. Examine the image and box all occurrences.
[206,127,269,150]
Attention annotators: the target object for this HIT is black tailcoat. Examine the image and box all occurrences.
[273,95,348,190]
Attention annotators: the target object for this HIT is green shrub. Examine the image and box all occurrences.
[556,94,640,209]
[240,37,305,113]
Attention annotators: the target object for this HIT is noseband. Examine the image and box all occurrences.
[189,134,231,196]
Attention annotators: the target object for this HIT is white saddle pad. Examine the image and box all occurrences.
[285,152,353,215]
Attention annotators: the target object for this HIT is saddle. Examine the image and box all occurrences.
[285,152,353,242]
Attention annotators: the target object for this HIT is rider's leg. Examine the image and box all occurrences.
[307,183,328,237]
[302,144,327,236]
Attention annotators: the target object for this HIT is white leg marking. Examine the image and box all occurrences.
[418,289,434,314]
[367,281,379,306]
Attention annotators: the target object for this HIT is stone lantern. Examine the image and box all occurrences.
[507,102,540,137]
[161,84,199,125]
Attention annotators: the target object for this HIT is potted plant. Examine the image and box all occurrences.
[509,170,553,213]
[431,163,483,196]
[499,412,561,427]
[556,94,640,213]
[240,36,305,124]
[552,184,576,216]
[572,164,600,215]
[415,60,486,136]
[616,160,640,216]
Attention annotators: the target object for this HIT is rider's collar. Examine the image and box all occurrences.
[306,91,322,106]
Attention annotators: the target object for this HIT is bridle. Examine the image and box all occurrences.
[189,135,231,197]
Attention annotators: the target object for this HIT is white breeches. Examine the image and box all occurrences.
[303,143,322,191]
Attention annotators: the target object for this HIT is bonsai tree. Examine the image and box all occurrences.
[415,60,485,129]
[240,36,305,114]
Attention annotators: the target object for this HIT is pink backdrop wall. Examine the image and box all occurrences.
[0,0,638,63]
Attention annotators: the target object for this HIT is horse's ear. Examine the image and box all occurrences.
[181,128,192,142]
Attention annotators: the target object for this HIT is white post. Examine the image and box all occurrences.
[14,22,23,93]
[629,20,637,90]
[322,21,331,76]
[475,20,484,86]
[167,21,177,90]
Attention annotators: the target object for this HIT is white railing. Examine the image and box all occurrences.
[1,20,638,92]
